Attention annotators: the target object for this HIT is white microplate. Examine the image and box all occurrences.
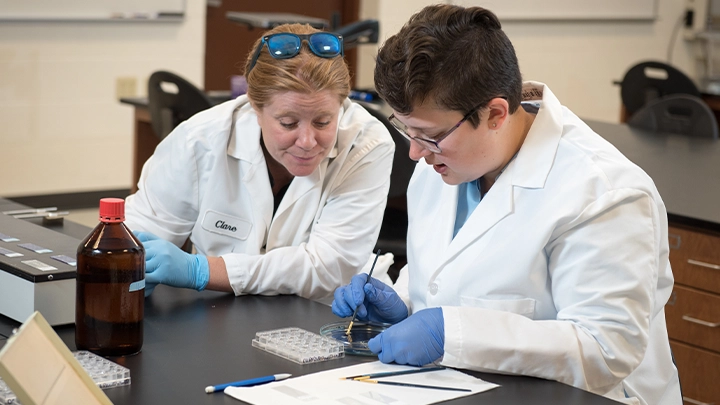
[0,350,130,404]
[252,327,344,364]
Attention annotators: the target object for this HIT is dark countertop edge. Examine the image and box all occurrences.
[0,261,75,282]
[668,213,720,235]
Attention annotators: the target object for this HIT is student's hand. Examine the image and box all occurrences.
[134,231,209,297]
[331,275,408,324]
[368,308,444,366]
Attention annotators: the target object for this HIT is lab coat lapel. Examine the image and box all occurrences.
[226,100,273,234]
[442,168,515,263]
[407,171,457,272]
[434,180,460,252]
[512,82,563,189]
[273,162,325,220]
[435,82,564,270]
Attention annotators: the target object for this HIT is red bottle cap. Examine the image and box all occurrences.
[99,198,125,223]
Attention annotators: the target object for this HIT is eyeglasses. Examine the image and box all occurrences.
[247,32,344,74]
[388,104,482,153]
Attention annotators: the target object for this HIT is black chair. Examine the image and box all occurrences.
[628,94,719,139]
[147,71,212,140]
[361,104,414,200]
[360,103,416,279]
[619,61,701,120]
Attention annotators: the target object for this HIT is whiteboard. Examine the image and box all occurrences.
[451,0,657,21]
[0,0,185,21]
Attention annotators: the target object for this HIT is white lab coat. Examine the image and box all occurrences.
[125,95,394,301]
[394,82,681,405]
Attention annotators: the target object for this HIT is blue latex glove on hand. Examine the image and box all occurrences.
[134,231,210,297]
[368,308,445,366]
[331,274,408,324]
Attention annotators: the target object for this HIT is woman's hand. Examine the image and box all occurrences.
[134,231,210,297]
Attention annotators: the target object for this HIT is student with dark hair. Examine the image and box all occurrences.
[333,5,681,405]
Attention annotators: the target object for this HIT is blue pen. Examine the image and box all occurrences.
[204,373,292,393]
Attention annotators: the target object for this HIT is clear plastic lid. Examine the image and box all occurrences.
[319,321,390,356]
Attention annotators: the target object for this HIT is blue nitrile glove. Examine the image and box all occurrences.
[367,308,444,366]
[331,274,408,324]
[134,231,210,297]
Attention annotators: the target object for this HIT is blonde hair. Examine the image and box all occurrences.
[243,24,350,109]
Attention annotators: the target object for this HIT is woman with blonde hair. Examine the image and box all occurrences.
[125,23,394,301]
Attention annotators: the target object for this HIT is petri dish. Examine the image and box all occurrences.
[319,321,390,356]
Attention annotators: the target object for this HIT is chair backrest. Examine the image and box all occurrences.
[620,61,701,119]
[147,71,213,140]
[628,94,719,139]
[360,103,415,199]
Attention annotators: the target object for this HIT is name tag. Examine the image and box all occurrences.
[201,210,252,240]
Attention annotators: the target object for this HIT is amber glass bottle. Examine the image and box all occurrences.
[75,198,145,356]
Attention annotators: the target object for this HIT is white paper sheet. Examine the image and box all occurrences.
[224,362,498,405]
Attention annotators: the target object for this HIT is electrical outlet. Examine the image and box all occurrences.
[115,77,138,99]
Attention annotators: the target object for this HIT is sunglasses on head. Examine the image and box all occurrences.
[247,32,344,74]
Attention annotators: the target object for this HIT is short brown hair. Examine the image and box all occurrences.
[374,5,522,127]
[244,24,350,109]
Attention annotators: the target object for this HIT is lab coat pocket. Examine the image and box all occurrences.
[460,296,536,319]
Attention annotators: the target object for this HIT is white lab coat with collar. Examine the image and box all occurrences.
[125,95,394,301]
[394,82,681,405]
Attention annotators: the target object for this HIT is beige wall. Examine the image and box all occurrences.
[357,0,698,123]
[0,0,700,197]
[0,0,206,198]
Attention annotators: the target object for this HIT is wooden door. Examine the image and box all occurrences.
[205,0,359,91]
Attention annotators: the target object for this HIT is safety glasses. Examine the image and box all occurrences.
[388,104,483,154]
[247,32,344,73]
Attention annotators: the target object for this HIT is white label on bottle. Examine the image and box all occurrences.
[21,260,57,271]
[129,279,145,292]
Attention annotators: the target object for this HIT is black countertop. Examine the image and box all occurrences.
[0,288,621,405]
[587,119,720,231]
[0,197,620,404]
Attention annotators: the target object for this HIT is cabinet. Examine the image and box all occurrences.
[204,1,359,91]
[666,225,720,405]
